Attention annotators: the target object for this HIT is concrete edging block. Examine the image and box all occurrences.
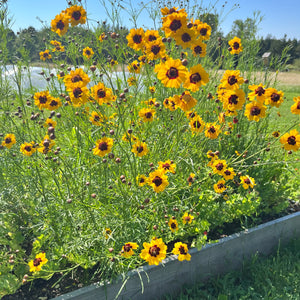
[53,211,300,300]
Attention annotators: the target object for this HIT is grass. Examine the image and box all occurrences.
[164,238,300,300]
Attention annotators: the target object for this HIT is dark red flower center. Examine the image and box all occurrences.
[152,176,162,186]
[244,178,251,184]
[181,32,191,42]
[148,35,157,42]
[208,126,216,133]
[43,52,49,57]
[190,73,201,83]
[169,19,182,32]
[149,245,160,257]
[255,86,265,96]
[287,136,296,145]
[297,102,300,109]
[71,75,82,83]
[5,137,11,144]
[224,170,231,176]
[250,106,261,116]
[216,163,224,170]
[145,112,153,119]
[136,146,144,153]
[194,45,203,54]
[94,115,100,121]
[162,163,170,170]
[184,216,191,222]
[133,34,142,44]
[98,142,108,151]
[166,67,179,79]
[271,93,280,102]
[123,244,132,252]
[233,42,240,50]
[72,11,82,21]
[33,258,42,266]
[193,121,201,128]
[56,20,65,30]
[73,87,82,98]
[85,50,91,56]
[179,246,187,255]
[97,89,106,98]
[140,177,145,183]
[200,27,207,36]
[228,94,238,104]
[25,146,32,152]
[227,75,237,86]
[217,183,224,189]
[39,96,48,104]
[50,100,58,107]
[151,45,161,55]
[171,222,177,229]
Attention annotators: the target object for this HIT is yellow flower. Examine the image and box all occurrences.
[38,135,55,154]
[144,29,160,42]
[168,219,178,232]
[191,39,207,57]
[157,160,176,174]
[174,26,197,49]
[172,242,191,261]
[127,76,137,86]
[126,28,145,51]
[155,58,187,88]
[291,96,300,115]
[34,91,51,110]
[182,212,194,224]
[174,91,197,112]
[280,129,300,151]
[39,49,52,61]
[212,159,228,175]
[148,169,169,193]
[149,86,156,93]
[82,47,94,59]
[44,118,57,128]
[104,228,112,239]
[205,123,221,140]
[67,85,90,107]
[99,33,106,42]
[64,68,90,89]
[220,89,245,111]
[137,174,147,186]
[144,39,166,60]
[163,97,177,111]
[222,167,236,181]
[160,6,185,16]
[28,252,48,273]
[66,5,87,26]
[20,142,36,157]
[214,179,227,193]
[128,60,142,73]
[50,40,61,46]
[240,175,256,189]
[90,82,115,105]
[51,13,69,36]
[264,88,284,107]
[248,84,266,103]
[121,242,139,258]
[244,101,267,122]
[139,108,156,122]
[187,173,195,186]
[2,134,16,149]
[46,97,62,111]
[162,12,188,37]
[93,137,113,157]
[183,64,209,92]
[228,37,243,54]
[220,70,244,90]
[140,238,167,265]
[131,141,149,157]
[194,21,211,40]
[89,111,106,126]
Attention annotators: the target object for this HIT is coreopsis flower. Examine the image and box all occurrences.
[51,13,69,36]
[131,141,149,157]
[220,70,244,90]
[66,5,87,26]
[214,179,227,193]
[128,60,142,73]
[191,39,207,57]
[122,132,138,143]
[144,29,160,42]
[67,85,90,107]
[222,167,236,181]
[174,91,197,112]
[182,212,194,224]
[46,97,62,111]
[148,169,169,193]
[93,137,113,157]
[34,91,51,110]
[187,173,195,186]
[228,37,243,54]
[212,159,228,175]
[220,89,245,111]
[244,101,267,122]
[264,88,284,107]
[99,33,106,42]
[121,242,139,258]
[38,135,55,154]
[90,82,115,105]
[44,118,57,128]
[248,84,266,103]
[138,108,156,122]
[172,242,191,261]
[52,45,65,52]
[158,160,176,174]
[168,219,178,232]
[127,28,145,51]
[218,112,226,124]
[127,76,137,86]
[39,50,52,61]
[174,26,197,49]
[240,175,256,189]
[280,129,300,151]
[291,96,300,115]
[149,86,156,93]
[140,238,167,265]
[63,68,90,89]
[183,64,209,92]
[50,40,61,47]
[155,58,187,88]
[2,134,16,149]
[82,47,94,59]
[193,20,211,40]
[162,11,188,37]
[137,174,147,186]
[103,228,112,239]
[205,123,221,140]
[28,252,48,273]
[272,131,280,138]
[160,6,185,16]
[144,39,166,60]
[20,142,36,157]
[163,97,177,111]
[109,59,118,67]
[89,111,106,126]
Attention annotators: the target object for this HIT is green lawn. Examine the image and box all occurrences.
[164,238,300,300]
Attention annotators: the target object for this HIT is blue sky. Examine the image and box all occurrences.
[6,0,300,40]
